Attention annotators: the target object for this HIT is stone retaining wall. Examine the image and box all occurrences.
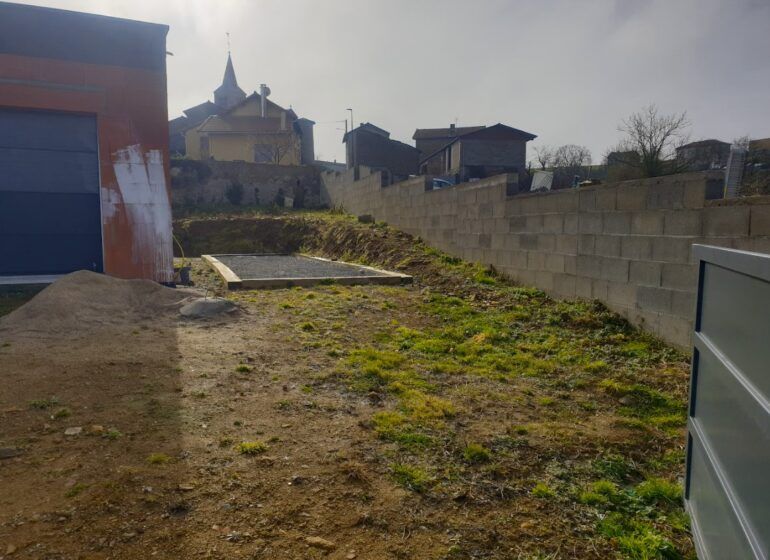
[321,168,770,347]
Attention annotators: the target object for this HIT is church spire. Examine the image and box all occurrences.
[214,47,246,110]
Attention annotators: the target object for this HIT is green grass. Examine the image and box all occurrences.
[531,482,556,499]
[146,453,172,465]
[462,443,492,464]
[391,463,431,492]
[235,441,268,455]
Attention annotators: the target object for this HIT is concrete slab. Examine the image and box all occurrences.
[202,254,412,289]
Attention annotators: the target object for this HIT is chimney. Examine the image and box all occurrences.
[450,123,455,131]
[260,84,267,117]
[280,111,286,130]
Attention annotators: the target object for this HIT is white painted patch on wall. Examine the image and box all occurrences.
[111,144,173,283]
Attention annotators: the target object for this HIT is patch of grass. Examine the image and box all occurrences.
[235,441,268,455]
[235,364,253,373]
[52,407,71,419]
[635,478,681,505]
[531,482,556,499]
[299,321,316,332]
[599,512,680,560]
[29,397,59,410]
[64,483,88,498]
[104,429,122,440]
[391,463,431,492]
[463,443,492,464]
[146,453,172,465]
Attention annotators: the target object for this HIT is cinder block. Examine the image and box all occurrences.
[526,214,544,232]
[537,234,556,252]
[533,270,554,291]
[637,286,673,314]
[595,235,621,257]
[646,182,684,210]
[563,213,578,234]
[603,212,632,234]
[750,205,770,236]
[544,253,565,273]
[670,289,697,317]
[661,263,698,291]
[527,251,546,270]
[607,281,636,306]
[664,210,702,236]
[651,236,694,263]
[616,184,648,210]
[578,213,602,234]
[575,276,592,298]
[600,257,630,283]
[507,250,528,268]
[627,308,661,334]
[656,314,692,349]
[578,234,595,255]
[520,234,538,250]
[543,213,564,233]
[591,278,609,300]
[703,206,750,237]
[509,215,527,233]
[553,273,577,298]
[555,234,578,254]
[577,255,602,279]
[629,261,661,287]
[683,181,707,209]
[579,189,596,212]
[478,233,491,248]
[620,236,652,260]
[596,188,617,211]
[631,211,664,235]
[564,255,577,275]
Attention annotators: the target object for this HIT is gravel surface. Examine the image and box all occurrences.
[215,254,386,280]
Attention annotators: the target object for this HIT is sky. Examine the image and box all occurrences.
[14,0,770,164]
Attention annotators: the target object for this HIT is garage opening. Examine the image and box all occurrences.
[0,108,102,278]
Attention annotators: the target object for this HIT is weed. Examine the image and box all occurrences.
[463,443,492,464]
[635,478,681,505]
[29,397,59,410]
[64,483,88,498]
[52,407,71,419]
[531,482,556,499]
[235,364,253,373]
[146,453,172,465]
[299,321,316,331]
[391,463,431,492]
[104,429,122,440]
[235,441,268,455]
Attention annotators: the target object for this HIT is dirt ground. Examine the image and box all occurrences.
[1,215,694,560]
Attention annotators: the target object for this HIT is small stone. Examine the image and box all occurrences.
[178,484,195,491]
[305,536,336,551]
[6,543,18,554]
[0,447,22,460]
[64,427,82,436]
[347,553,357,559]
[290,474,304,485]
[89,425,105,435]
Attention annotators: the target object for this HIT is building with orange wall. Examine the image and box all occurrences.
[0,2,173,283]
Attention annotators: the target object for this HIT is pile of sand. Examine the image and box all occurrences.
[0,271,194,335]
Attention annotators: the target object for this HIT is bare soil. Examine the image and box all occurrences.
[0,214,694,559]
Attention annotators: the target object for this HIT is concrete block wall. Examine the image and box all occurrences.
[321,169,770,348]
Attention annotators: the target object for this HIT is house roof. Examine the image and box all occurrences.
[219,91,298,120]
[342,122,391,143]
[412,125,485,140]
[677,139,730,150]
[749,138,770,151]
[182,100,221,123]
[197,115,287,134]
[419,123,537,164]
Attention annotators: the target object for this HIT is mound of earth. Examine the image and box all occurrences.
[0,270,193,335]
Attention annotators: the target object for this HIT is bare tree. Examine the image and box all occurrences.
[254,132,300,165]
[613,104,690,177]
[532,145,554,170]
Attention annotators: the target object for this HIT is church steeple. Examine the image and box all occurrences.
[214,51,246,110]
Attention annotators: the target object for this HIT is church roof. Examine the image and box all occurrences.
[214,52,246,97]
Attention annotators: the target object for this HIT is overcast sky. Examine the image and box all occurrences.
[16,0,770,163]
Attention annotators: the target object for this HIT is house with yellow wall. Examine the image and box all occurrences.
[170,53,314,166]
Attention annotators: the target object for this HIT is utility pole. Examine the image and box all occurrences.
[346,108,355,172]
[346,108,354,132]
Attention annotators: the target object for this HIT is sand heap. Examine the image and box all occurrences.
[0,270,194,335]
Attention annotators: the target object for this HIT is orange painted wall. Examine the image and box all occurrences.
[0,52,171,282]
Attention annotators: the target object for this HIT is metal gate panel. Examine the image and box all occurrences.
[686,245,770,560]
[0,108,101,276]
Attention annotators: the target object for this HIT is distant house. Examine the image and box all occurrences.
[418,123,536,183]
[676,139,731,171]
[413,124,485,174]
[343,123,420,181]
[170,54,314,165]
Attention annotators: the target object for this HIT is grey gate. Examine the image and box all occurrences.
[686,245,770,559]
